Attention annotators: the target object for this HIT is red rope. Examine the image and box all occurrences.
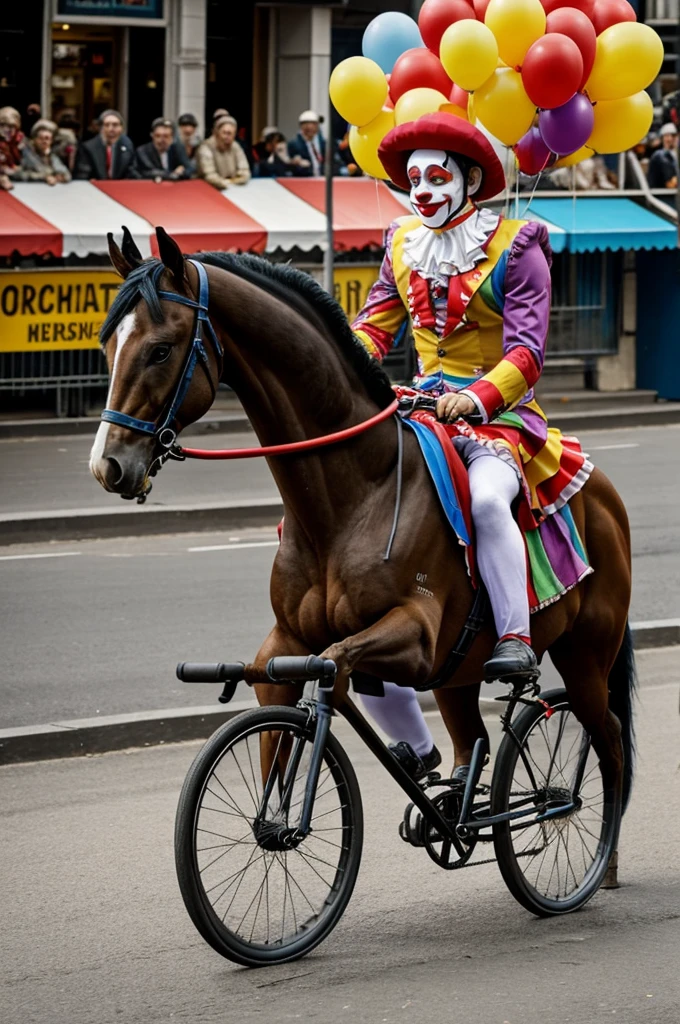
[178,397,399,460]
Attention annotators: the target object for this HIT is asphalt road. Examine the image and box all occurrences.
[1,424,679,729]
[1,669,678,1024]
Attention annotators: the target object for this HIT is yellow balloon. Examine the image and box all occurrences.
[439,102,468,122]
[467,92,476,126]
[394,87,450,125]
[552,146,594,169]
[348,110,395,179]
[585,23,664,102]
[587,91,654,154]
[329,56,388,127]
[439,21,498,92]
[484,0,546,69]
[474,68,536,146]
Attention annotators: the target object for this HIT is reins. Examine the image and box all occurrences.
[177,397,399,460]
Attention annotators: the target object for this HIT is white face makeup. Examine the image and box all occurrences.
[407,149,466,230]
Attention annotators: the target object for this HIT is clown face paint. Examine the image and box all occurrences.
[407,149,466,230]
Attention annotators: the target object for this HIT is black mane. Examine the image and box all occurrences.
[100,252,395,409]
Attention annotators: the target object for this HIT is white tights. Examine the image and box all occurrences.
[359,451,530,754]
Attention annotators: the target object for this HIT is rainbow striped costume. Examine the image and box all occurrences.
[352,210,594,610]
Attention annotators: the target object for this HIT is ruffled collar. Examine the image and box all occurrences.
[401,205,501,281]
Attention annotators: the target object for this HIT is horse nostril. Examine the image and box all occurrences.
[105,457,124,487]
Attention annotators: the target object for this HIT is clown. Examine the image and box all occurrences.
[351,114,593,780]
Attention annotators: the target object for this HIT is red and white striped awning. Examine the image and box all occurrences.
[0,178,411,259]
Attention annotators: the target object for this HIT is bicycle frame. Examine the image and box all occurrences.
[252,673,589,850]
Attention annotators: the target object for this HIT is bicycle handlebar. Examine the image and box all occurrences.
[176,662,245,683]
[266,655,336,682]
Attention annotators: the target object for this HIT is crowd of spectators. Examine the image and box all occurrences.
[0,103,362,194]
[2,98,677,196]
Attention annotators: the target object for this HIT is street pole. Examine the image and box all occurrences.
[323,93,335,296]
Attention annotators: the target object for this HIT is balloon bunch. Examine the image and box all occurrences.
[329,0,664,181]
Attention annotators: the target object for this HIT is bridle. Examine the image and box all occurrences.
[99,256,399,504]
[101,259,223,454]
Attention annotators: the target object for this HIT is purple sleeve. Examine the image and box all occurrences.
[502,221,553,383]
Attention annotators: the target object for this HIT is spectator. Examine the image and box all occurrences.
[136,117,191,181]
[74,109,139,180]
[255,130,298,178]
[338,130,362,176]
[661,90,679,132]
[550,156,615,191]
[25,103,42,135]
[0,106,24,191]
[177,112,201,173]
[53,110,80,173]
[15,120,71,184]
[288,110,326,176]
[647,123,678,190]
[196,114,250,190]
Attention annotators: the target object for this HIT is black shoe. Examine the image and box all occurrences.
[389,741,442,781]
[484,638,538,682]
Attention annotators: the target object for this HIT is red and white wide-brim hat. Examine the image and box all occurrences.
[379,113,505,202]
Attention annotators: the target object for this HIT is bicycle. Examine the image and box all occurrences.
[174,655,620,968]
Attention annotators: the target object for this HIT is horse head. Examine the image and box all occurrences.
[90,226,222,500]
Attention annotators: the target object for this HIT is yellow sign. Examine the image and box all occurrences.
[0,269,120,352]
[333,265,379,321]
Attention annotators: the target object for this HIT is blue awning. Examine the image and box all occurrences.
[524,197,677,254]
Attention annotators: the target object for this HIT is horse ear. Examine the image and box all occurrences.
[121,225,143,268]
[107,232,135,279]
[156,226,186,289]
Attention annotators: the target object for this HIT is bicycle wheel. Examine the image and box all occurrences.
[491,688,620,917]
[175,705,363,967]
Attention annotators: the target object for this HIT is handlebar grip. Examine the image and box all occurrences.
[176,662,245,683]
[266,655,332,682]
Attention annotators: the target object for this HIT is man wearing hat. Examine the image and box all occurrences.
[352,113,592,686]
[647,123,678,190]
[288,110,326,176]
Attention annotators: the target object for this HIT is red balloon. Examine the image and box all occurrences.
[546,8,597,90]
[472,0,492,20]
[541,0,595,18]
[591,0,637,34]
[418,0,476,54]
[389,48,453,103]
[522,34,583,109]
[449,83,469,113]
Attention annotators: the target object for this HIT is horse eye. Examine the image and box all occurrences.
[150,344,172,365]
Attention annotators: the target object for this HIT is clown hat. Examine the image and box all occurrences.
[379,113,505,202]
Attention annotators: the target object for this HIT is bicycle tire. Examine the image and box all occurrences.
[175,705,363,966]
[491,688,620,917]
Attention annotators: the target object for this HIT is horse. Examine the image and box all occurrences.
[91,226,635,884]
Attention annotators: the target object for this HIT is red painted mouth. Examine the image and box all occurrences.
[414,198,449,219]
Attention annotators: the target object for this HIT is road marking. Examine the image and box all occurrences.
[187,541,279,553]
[0,551,82,562]
[590,443,640,451]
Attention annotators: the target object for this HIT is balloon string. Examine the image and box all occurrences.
[519,152,554,220]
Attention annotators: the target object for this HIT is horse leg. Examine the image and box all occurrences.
[434,683,489,770]
[251,625,309,785]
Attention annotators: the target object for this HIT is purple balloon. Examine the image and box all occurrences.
[539,93,594,157]
[514,127,553,176]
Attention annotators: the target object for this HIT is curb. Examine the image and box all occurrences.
[0,411,251,440]
[1,621,677,767]
[3,402,680,442]
[0,497,284,545]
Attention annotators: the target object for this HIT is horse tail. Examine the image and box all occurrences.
[607,621,637,813]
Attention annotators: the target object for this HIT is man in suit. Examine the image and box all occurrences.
[136,117,192,181]
[287,110,327,177]
[74,109,139,180]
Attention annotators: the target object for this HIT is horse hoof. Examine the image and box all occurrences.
[601,850,619,889]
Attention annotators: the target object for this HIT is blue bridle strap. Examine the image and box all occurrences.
[101,259,223,441]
